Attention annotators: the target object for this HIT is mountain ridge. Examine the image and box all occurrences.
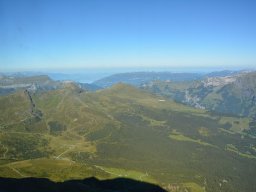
[142,71,256,118]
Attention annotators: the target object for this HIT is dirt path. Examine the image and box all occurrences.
[55,145,75,159]
[57,92,68,110]
[94,165,148,180]
[74,96,89,108]
[8,166,26,177]
[94,165,121,177]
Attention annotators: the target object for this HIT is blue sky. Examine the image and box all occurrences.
[0,0,256,71]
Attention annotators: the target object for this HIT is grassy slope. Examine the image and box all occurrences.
[0,84,256,192]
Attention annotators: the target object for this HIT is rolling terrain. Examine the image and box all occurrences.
[0,77,256,192]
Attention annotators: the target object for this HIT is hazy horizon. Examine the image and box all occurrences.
[2,66,255,83]
[1,66,255,73]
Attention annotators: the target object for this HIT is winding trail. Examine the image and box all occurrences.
[74,96,89,108]
[94,165,121,177]
[55,145,75,159]
[8,166,26,177]
[94,165,149,180]
[57,92,68,110]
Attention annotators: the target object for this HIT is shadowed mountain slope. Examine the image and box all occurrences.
[0,177,167,192]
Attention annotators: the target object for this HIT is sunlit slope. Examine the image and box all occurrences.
[0,84,256,192]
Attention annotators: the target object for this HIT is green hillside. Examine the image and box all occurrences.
[0,84,256,192]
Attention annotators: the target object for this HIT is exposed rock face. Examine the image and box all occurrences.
[183,90,205,109]
[202,76,236,87]
[24,89,36,114]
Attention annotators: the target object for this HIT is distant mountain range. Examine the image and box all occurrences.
[2,69,256,118]
[1,71,114,83]
[141,71,256,118]
[92,70,254,87]
[92,70,256,118]
[0,75,100,95]
[93,72,204,88]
